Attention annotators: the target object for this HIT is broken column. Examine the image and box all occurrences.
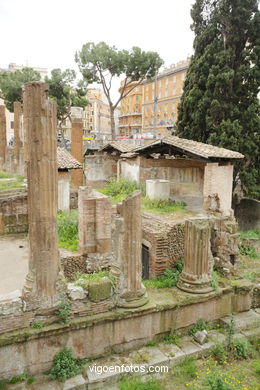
[0,105,7,169]
[22,82,62,309]
[177,218,214,294]
[111,190,148,307]
[71,107,84,188]
[78,186,112,254]
[13,101,22,169]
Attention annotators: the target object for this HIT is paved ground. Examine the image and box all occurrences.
[0,234,28,297]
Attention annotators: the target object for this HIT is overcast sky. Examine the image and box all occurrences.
[0,0,195,98]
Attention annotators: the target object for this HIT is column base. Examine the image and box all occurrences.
[177,277,214,294]
[117,288,149,308]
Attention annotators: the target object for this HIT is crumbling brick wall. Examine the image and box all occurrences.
[142,213,185,277]
[0,189,28,234]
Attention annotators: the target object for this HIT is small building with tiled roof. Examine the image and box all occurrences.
[57,147,82,211]
[118,136,244,214]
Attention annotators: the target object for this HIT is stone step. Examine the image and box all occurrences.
[220,309,260,331]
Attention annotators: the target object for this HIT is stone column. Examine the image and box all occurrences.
[177,218,214,294]
[71,108,84,188]
[111,190,148,307]
[22,82,62,309]
[78,186,112,254]
[13,101,22,169]
[0,105,7,169]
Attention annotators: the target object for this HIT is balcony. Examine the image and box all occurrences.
[119,112,142,118]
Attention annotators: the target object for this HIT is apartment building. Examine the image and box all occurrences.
[119,59,190,137]
[0,63,48,81]
[118,81,142,136]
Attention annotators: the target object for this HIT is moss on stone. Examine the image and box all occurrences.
[88,278,112,301]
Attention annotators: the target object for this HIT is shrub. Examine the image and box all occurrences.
[231,337,252,360]
[188,318,208,337]
[162,332,181,346]
[31,321,43,329]
[205,374,233,390]
[211,342,227,364]
[47,347,84,382]
[74,270,109,289]
[57,210,78,252]
[239,244,259,259]
[143,259,183,289]
[56,296,72,324]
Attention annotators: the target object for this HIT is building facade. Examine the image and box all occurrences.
[119,59,189,137]
[118,81,142,137]
[0,63,48,81]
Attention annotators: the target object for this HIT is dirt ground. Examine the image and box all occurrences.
[0,234,28,297]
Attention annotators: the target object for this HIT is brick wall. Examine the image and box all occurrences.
[84,154,118,189]
[0,189,28,234]
[142,213,185,277]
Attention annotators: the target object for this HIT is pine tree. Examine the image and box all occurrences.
[177,0,260,199]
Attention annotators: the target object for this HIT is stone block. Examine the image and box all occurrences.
[63,374,86,390]
[179,337,202,357]
[194,330,208,345]
[67,284,86,301]
[220,310,260,331]
[88,278,112,302]
[159,344,185,364]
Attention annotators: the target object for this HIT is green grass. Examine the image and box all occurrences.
[98,178,142,203]
[119,377,161,390]
[0,171,25,191]
[143,259,183,289]
[98,179,188,215]
[239,229,260,240]
[141,197,187,215]
[57,210,78,252]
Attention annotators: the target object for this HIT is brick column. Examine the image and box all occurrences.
[22,82,62,309]
[71,114,84,188]
[78,186,112,254]
[13,101,22,169]
[0,105,7,169]
[177,218,214,294]
[112,190,148,307]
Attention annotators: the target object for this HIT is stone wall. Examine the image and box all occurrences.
[203,162,233,213]
[0,189,28,234]
[70,188,78,209]
[142,213,185,277]
[234,198,260,230]
[84,154,117,188]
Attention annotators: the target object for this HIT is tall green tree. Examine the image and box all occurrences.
[0,67,41,111]
[177,0,260,199]
[75,42,163,140]
[45,68,88,130]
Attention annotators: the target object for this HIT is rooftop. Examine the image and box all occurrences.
[132,136,244,161]
[57,147,82,170]
[99,141,137,154]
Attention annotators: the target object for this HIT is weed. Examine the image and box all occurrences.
[47,347,84,382]
[188,318,208,337]
[211,341,227,364]
[119,377,161,390]
[239,245,259,259]
[243,272,257,282]
[205,373,233,390]
[56,296,72,324]
[179,356,197,379]
[226,315,235,349]
[145,340,159,347]
[27,377,35,385]
[132,352,150,364]
[31,321,43,329]
[239,229,260,240]
[211,270,220,291]
[0,381,7,390]
[57,210,78,252]
[162,332,181,346]
[143,259,183,289]
[9,372,28,384]
[231,337,253,360]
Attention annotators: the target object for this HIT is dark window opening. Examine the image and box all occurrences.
[142,244,149,280]
[230,254,235,265]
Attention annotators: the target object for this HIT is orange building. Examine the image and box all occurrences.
[118,81,142,136]
[119,59,190,137]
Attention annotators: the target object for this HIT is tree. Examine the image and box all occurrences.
[0,67,41,111]
[75,42,163,140]
[177,0,260,199]
[45,68,88,130]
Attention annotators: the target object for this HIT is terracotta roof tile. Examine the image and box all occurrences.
[57,147,82,170]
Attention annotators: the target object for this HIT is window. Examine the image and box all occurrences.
[136,95,139,102]
[146,107,148,113]
[181,72,185,80]
[173,86,176,95]
[10,121,14,129]
[136,87,139,92]
[165,88,168,97]
[172,103,175,111]
[173,75,176,83]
